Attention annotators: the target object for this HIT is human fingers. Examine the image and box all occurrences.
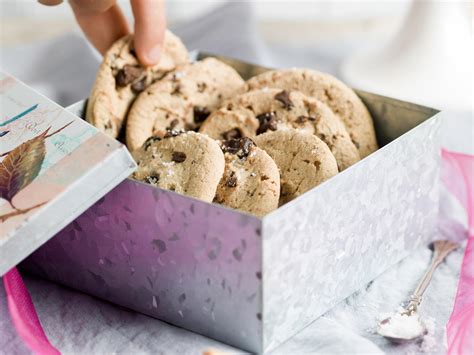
[69,0,130,55]
[130,0,166,66]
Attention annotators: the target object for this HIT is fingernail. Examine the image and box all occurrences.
[146,45,161,65]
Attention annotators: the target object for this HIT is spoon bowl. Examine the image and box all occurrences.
[376,241,458,344]
[377,311,427,343]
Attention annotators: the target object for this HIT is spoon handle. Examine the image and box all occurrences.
[406,240,458,312]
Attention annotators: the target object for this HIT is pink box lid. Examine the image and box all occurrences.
[0,72,136,275]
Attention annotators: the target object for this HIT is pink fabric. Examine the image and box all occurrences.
[3,268,60,355]
[442,149,474,355]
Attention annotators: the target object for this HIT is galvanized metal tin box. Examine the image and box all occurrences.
[21,55,441,353]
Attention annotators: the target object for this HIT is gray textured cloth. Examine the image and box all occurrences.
[1,3,472,354]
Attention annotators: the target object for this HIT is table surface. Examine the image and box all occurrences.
[0,3,471,354]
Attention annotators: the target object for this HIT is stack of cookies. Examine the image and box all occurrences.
[87,32,378,217]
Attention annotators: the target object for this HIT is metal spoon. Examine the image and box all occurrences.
[377,240,458,343]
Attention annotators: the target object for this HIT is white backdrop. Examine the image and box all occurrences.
[0,0,411,24]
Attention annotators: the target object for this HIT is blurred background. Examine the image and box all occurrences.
[1,0,413,46]
[0,0,472,111]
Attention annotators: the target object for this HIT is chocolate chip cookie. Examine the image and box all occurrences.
[200,88,360,170]
[199,88,310,139]
[132,131,225,202]
[254,129,338,204]
[215,138,280,217]
[125,58,245,151]
[86,32,189,139]
[245,69,378,158]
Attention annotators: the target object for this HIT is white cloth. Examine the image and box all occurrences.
[1,3,472,354]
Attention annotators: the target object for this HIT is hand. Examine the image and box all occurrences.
[39,0,166,66]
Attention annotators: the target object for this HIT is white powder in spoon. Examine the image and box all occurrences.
[377,311,426,339]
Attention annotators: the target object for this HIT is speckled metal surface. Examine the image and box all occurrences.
[23,179,263,352]
[21,56,441,353]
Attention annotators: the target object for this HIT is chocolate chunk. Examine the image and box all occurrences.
[238,139,255,158]
[197,82,207,93]
[172,151,187,163]
[221,139,241,155]
[131,77,146,93]
[144,173,160,185]
[221,137,255,159]
[324,89,333,101]
[116,64,143,87]
[222,128,242,141]
[104,120,113,130]
[256,111,278,134]
[274,90,293,110]
[193,106,210,124]
[143,136,161,151]
[226,172,237,188]
[295,115,317,124]
[164,129,185,138]
[167,119,179,130]
[295,116,307,124]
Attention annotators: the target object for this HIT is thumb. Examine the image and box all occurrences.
[131,0,166,67]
